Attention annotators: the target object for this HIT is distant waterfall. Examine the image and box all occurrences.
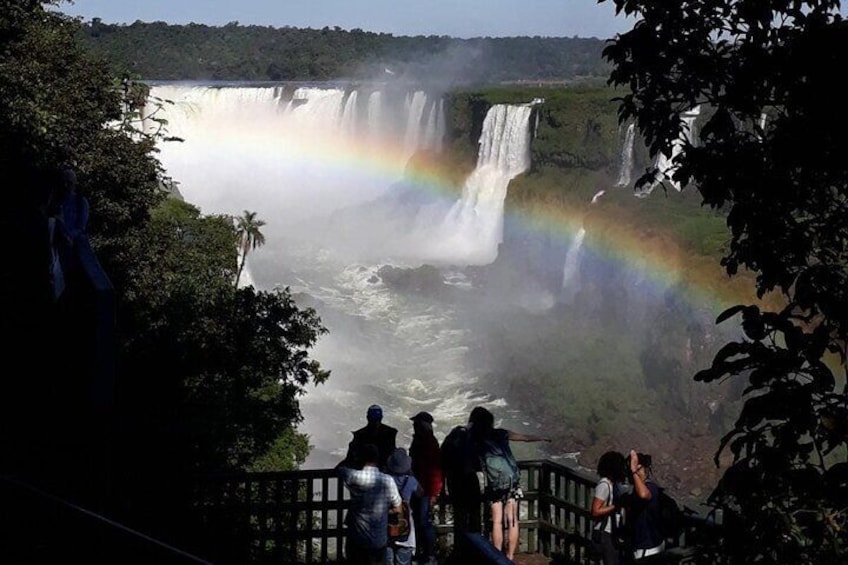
[435,104,534,265]
[146,84,447,238]
[340,91,359,137]
[403,91,429,158]
[561,227,586,294]
[616,122,635,187]
[641,106,701,196]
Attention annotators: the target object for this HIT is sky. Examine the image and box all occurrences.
[57,0,635,40]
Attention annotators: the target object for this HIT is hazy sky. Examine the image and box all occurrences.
[58,0,636,39]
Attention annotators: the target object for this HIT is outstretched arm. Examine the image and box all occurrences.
[507,430,552,443]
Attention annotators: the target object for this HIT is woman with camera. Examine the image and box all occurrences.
[627,450,666,562]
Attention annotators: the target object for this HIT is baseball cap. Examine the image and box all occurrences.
[366,404,383,422]
[409,411,433,424]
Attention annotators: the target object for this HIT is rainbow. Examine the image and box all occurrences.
[156,85,776,315]
[397,152,774,315]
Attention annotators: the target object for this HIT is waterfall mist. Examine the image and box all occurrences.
[151,85,739,492]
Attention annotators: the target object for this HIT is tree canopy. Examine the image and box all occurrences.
[602,1,848,562]
[0,1,329,554]
[74,19,609,83]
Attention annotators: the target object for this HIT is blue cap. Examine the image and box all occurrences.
[367,404,383,422]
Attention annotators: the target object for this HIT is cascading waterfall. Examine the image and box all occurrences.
[561,227,586,300]
[615,122,635,187]
[403,91,430,159]
[145,84,549,468]
[433,103,534,265]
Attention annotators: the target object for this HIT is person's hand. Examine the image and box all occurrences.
[629,449,640,473]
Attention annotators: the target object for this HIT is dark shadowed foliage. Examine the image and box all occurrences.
[601,1,848,563]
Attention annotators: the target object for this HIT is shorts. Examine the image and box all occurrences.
[485,483,524,504]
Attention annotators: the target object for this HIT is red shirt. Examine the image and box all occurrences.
[410,432,443,497]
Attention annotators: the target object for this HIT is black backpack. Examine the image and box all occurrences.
[441,426,476,478]
[657,488,684,542]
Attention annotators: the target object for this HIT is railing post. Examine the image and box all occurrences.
[539,463,551,557]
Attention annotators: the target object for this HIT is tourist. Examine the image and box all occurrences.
[468,406,551,561]
[385,447,424,565]
[591,450,627,565]
[337,443,402,565]
[342,404,398,471]
[627,450,666,562]
[409,411,441,564]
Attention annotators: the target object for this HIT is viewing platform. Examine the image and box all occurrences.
[193,459,716,564]
[2,458,719,564]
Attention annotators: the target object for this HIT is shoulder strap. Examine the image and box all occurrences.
[601,478,615,530]
[398,476,411,500]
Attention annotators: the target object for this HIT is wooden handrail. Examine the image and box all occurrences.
[194,459,708,563]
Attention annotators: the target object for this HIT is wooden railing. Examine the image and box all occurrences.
[195,460,712,564]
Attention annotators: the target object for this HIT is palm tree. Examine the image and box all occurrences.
[234,210,266,287]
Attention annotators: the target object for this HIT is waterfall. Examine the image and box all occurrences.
[145,85,539,468]
[433,103,534,265]
[403,91,429,159]
[366,90,383,141]
[561,227,586,292]
[423,98,445,152]
[340,90,359,137]
[615,122,635,187]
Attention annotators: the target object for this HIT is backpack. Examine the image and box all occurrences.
[387,477,412,544]
[441,426,477,480]
[595,479,630,553]
[478,434,519,492]
[657,487,684,543]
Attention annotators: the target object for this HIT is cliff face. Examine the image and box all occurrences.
[440,87,761,503]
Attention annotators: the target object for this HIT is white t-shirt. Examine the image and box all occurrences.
[593,478,614,534]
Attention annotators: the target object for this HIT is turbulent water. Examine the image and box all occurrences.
[148,84,554,468]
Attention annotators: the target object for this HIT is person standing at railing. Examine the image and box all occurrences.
[591,451,627,565]
[626,450,667,563]
[409,411,441,565]
[386,448,424,565]
[441,414,483,540]
[468,406,551,562]
[342,405,398,472]
[337,443,402,565]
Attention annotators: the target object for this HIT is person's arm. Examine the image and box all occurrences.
[507,430,552,442]
[387,476,402,515]
[629,449,652,501]
[591,482,616,520]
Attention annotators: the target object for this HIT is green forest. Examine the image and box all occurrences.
[77,19,609,83]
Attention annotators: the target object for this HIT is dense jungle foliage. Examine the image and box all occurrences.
[1,1,328,559]
[76,19,609,83]
[601,0,848,562]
